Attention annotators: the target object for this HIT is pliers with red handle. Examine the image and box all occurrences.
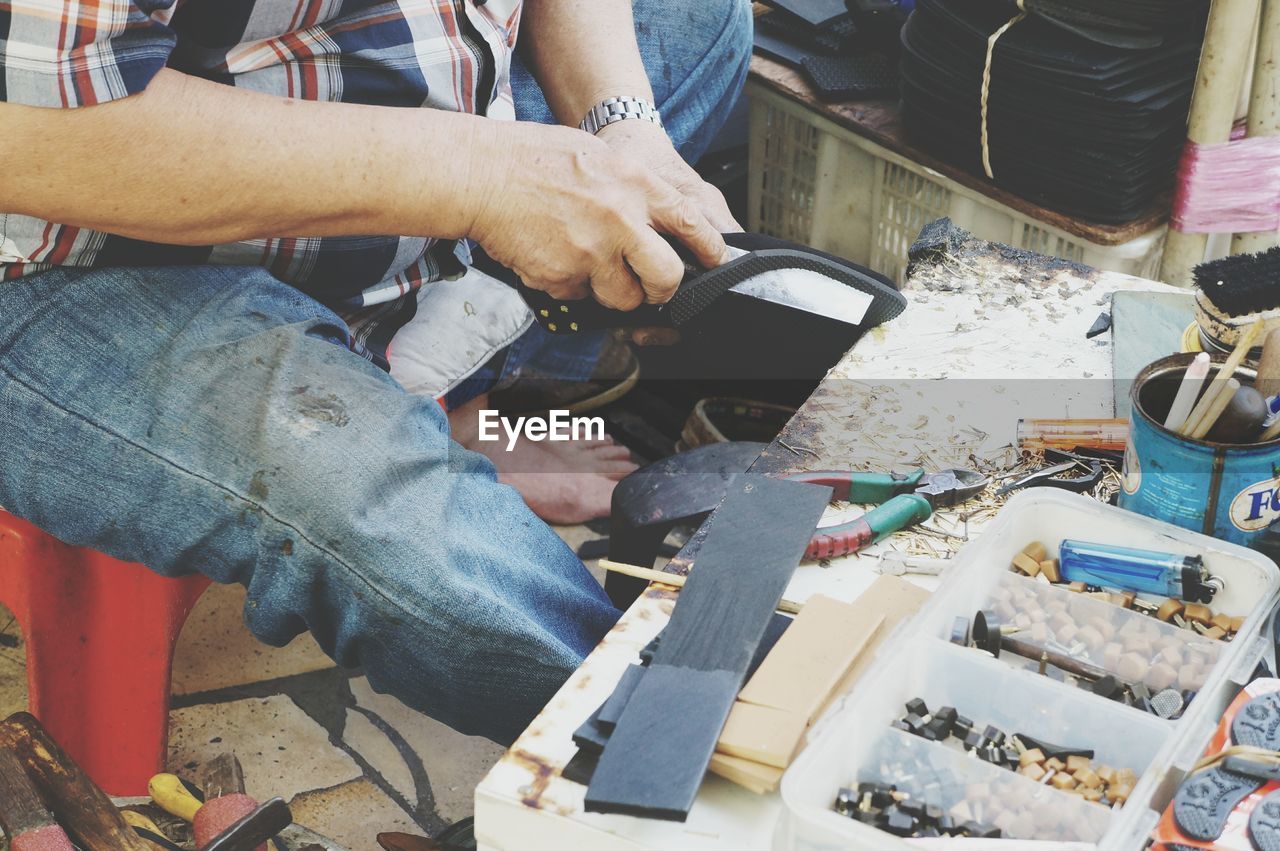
[786,468,988,560]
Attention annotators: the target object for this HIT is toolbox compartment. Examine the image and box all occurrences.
[776,490,1280,850]
[977,572,1223,699]
[785,639,1167,845]
[848,725,1111,843]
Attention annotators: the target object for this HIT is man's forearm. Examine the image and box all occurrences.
[519,0,654,127]
[0,69,493,246]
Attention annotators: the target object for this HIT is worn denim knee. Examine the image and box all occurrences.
[0,265,618,743]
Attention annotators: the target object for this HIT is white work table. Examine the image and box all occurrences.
[474,226,1177,850]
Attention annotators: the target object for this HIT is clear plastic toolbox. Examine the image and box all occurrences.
[776,490,1280,850]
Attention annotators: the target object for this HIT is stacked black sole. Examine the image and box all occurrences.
[900,0,1207,223]
[754,0,907,101]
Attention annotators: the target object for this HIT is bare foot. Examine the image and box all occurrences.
[543,434,636,480]
[448,394,639,524]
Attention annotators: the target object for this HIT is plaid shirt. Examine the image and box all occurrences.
[0,0,521,367]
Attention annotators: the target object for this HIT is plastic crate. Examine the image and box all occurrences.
[746,81,1168,283]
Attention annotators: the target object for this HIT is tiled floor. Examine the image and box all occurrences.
[0,523,603,851]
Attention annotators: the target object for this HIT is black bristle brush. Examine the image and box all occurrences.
[1194,246,1280,354]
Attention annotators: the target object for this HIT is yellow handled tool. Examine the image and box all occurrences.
[148,774,202,822]
[121,809,185,851]
[121,810,166,834]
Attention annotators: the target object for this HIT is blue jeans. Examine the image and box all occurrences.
[0,0,752,744]
[511,0,753,163]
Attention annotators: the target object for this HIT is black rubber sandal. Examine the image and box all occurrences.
[475,233,906,337]
[1174,693,1280,843]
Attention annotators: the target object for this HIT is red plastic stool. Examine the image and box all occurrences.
[0,510,209,795]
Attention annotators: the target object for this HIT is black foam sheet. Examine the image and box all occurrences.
[898,0,1204,221]
[583,476,831,820]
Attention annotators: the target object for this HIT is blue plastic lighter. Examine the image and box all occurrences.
[1058,540,1223,603]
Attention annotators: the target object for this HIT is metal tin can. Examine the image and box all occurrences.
[1120,353,1280,549]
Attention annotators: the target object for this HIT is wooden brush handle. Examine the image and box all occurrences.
[1190,378,1242,439]
[1180,321,1264,435]
[1257,328,1280,398]
[1233,0,1280,254]
[1160,0,1263,285]
[0,747,74,851]
[0,714,153,851]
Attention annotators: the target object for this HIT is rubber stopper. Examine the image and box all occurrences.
[11,825,76,851]
[194,794,267,851]
[972,609,1003,656]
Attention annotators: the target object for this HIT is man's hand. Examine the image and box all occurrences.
[468,122,728,312]
[596,120,741,233]
[595,121,739,347]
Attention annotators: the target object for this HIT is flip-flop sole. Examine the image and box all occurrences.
[1234,693,1280,750]
[1175,693,1280,842]
[1174,767,1264,841]
[1249,788,1280,851]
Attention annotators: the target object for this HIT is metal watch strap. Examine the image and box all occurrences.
[578,96,664,135]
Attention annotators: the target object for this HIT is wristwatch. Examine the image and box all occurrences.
[578,96,664,135]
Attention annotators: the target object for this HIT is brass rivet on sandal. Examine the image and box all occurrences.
[570,322,579,331]
[539,309,549,317]
[560,305,569,313]
[548,323,558,332]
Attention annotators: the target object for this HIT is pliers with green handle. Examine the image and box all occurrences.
[785,468,988,560]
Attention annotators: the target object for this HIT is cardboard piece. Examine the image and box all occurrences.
[710,576,932,792]
[717,703,811,768]
[823,577,933,718]
[737,595,884,718]
[707,752,785,795]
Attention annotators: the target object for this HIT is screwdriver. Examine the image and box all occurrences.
[149,760,291,851]
[197,755,268,851]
